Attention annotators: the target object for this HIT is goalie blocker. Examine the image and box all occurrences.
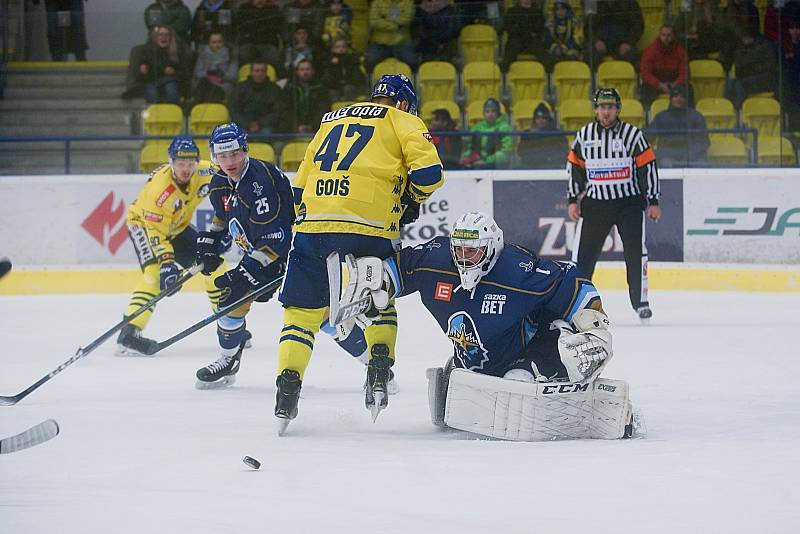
[426,366,635,441]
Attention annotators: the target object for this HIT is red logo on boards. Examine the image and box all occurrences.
[434,282,453,302]
[81,192,128,255]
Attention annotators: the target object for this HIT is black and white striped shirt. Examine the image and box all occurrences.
[567,120,660,204]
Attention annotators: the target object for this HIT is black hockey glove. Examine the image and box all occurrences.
[399,192,421,226]
[159,261,181,296]
[214,255,281,307]
[196,231,225,275]
[254,260,286,302]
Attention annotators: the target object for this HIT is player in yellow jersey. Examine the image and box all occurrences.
[274,74,445,426]
[115,137,229,356]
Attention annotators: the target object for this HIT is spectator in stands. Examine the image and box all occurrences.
[640,24,688,106]
[190,0,237,50]
[726,27,778,107]
[237,0,284,71]
[518,102,567,168]
[319,37,367,102]
[364,0,418,71]
[428,108,462,170]
[125,25,193,104]
[322,0,353,48]
[719,0,761,69]
[502,0,546,70]
[460,98,513,169]
[35,0,88,61]
[144,0,192,44]
[413,0,460,63]
[649,85,709,167]
[284,26,316,75]
[585,0,643,67]
[674,0,722,60]
[765,0,800,46]
[231,61,284,134]
[193,31,238,103]
[781,20,800,130]
[282,59,331,133]
[544,0,583,68]
[283,0,326,51]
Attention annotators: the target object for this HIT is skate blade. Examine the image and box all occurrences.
[387,378,399,395]
[277,418,291,437]
[369,391,386,423]
[194,375,236,390]
[114,345,149,357]
[639,317,651,326]
[243,338,252,349]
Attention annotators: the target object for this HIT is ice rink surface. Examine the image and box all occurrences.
[2,288,799,533]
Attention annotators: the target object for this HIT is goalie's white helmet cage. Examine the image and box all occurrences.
[450,211,504,291]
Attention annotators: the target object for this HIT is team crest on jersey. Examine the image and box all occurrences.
[229,218,253,253]
[447,312,489,371]
[519,261,534,272]
[253,182,263,196]
[197,184,210,197]
[172,198,183,212]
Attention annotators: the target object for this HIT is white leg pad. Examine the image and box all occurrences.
[444,369,631,441]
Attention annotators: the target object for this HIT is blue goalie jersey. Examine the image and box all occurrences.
[389,237,603,376]
[208,158,295,262]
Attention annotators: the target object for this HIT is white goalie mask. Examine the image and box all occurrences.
[450,211,504,291]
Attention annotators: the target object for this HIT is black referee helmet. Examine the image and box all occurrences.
[592,88,622,109]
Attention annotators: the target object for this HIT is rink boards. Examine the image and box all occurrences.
[0,169,797,294]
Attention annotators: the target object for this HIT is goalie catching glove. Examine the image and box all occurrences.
[215,253,284,307]
[555,308,613,383]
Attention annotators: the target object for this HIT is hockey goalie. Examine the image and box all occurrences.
[329,211,640,440]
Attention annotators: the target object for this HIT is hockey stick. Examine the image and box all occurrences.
[0,419,60,454]
[0,265,203,406]
[326,252,373,327]
[141,273,285,356]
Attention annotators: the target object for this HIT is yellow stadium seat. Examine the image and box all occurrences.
[142,104,184,136]
[280,140,310,172]
[757,136,797,165]
[511,99,550,131]
[552,61,592,102]
[189,103,230,136]
[238,63,277,82]
[689,60,725,101]
[506,61,547,103]
[421,100,462,129]
[620,99,645,128]
[466,100,506,127]
[648,97,669,122]
[597,61,637,100]
[696,97,737,139]
[558,98,594,131]
[637,4,665,50]
[742,96,782,139]
[139,141,171,173]
[417,61,458,102]
[459,24,497,63]
[462,61,502,105]
[371,58,412,83]
[707,136,749,166]
[248,142,276,163]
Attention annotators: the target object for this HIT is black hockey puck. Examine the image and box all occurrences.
[243,455,261,470]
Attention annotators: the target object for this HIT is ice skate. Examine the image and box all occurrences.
[365,344,393,422]
[362,368,399,395]
[242,329,253,349]
[114,324,158,357]
[637,306,652,325]
[275,369,302,436]
[195,347,243,389]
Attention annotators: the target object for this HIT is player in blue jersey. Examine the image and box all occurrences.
[194,122,370,388]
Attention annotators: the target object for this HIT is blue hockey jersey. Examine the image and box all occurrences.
[208,158,295,262]
[388,236,603,376]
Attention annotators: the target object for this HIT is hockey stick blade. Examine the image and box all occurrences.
[0,419,59,454]
[143,274,285,356]
[0,265,203,406]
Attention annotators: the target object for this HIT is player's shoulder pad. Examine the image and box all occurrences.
[492,244,559,286]
[408,236,453,266]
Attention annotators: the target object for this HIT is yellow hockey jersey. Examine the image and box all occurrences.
[293,102,444,239]
[127,161,214,262]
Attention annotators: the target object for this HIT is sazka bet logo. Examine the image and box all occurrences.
[688,207,800,236]
[447,312,489,371]
[81,192,128,255]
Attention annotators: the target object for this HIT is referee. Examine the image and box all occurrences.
[566,88,661,323]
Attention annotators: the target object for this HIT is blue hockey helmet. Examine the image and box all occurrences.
[167,136,199,160]
[209,122,248,157]
[370,74,418,115]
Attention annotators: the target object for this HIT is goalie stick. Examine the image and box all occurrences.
[0,419,60,454]
[0,265,202,406]
[326,252,373,327]
[140,273,285,355]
